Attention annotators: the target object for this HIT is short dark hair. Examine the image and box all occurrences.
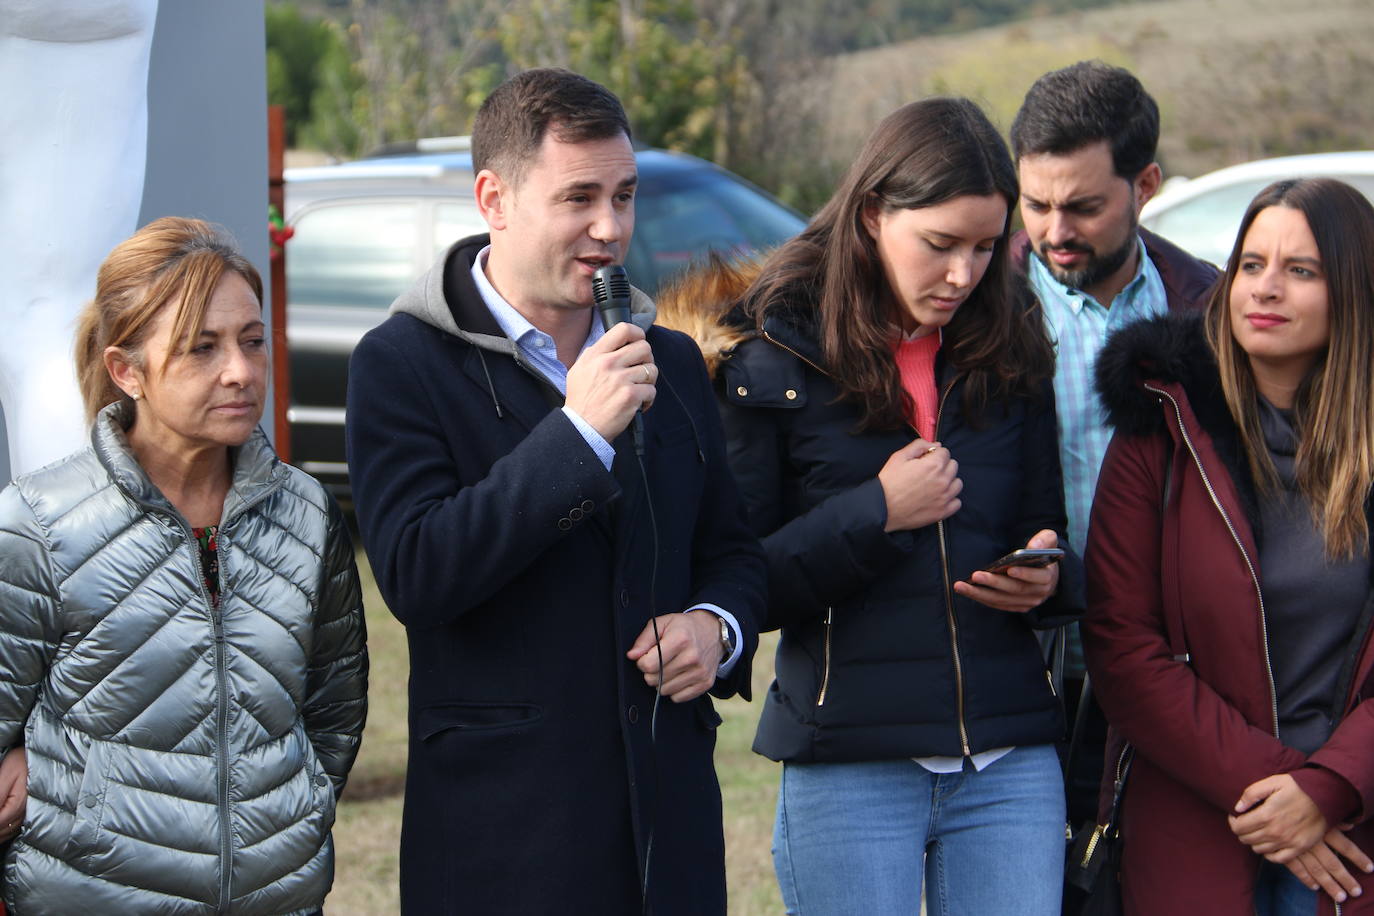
[471,68,631,187]
[1010,60,1159,180]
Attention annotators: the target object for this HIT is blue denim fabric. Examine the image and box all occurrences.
[1254,859,1319,916]
[772,745,1065,915]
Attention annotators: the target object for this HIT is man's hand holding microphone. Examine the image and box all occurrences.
[567,265,725,702]
[564,265,655,448]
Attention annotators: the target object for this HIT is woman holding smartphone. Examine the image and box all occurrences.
[1085,177,1374,915]
[663,97,1081,914]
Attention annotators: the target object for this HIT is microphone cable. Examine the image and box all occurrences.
[592,262,665,914]
[635,370,710,915]
[636,446,662,916]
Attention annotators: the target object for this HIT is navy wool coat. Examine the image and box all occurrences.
[346,236,766,915]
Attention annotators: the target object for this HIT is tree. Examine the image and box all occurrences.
[493,0,842,209]
[266,4,358,148]
[298,26,367,155]
[493,0,730,160]
[269,0,1144,206]
[341,0,506,153]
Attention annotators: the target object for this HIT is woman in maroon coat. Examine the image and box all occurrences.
[1085,177,1374,915]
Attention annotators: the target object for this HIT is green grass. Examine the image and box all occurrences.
[327,549,786,915]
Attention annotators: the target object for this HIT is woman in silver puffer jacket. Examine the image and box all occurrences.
[0,217,368,914]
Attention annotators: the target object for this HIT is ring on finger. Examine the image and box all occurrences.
[643,364,653,383]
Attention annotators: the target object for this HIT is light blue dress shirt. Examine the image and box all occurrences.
[470,248,742,674]
[1028,239,1168,559]
[470,247,618,468]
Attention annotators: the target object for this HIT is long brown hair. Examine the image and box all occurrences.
[738,97,1052,431]
[1205,178,1374,559]
[74,217,263,421]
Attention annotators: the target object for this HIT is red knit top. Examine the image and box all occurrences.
[892,330,941,439]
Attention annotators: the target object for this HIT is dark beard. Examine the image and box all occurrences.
[1034,221,1137,295]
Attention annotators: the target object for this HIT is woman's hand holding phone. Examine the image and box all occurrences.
[877,438,962,532]
[953,530,1061,613]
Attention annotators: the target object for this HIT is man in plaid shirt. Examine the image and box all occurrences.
[1008,60,1218,826]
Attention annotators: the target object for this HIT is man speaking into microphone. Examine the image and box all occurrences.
[345,68,765,915]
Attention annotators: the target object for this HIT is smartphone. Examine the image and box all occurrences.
[983,547,1065,573]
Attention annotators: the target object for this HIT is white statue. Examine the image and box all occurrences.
[0,0,159,475]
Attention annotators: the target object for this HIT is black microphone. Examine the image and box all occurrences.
[592,264,646,456]
[592,264,633,328]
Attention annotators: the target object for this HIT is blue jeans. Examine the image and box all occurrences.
[772,745,1064,916]
[1254,859,1318,916]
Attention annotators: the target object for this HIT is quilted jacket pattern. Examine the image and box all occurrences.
[0,404,367,914]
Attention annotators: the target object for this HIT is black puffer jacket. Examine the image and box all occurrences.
[715,306,1084,762]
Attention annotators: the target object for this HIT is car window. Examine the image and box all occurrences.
[628,169,804,293]
[435,201,489,256]
[1145,179,1269,268]
[1146,172,1374,268]
[288,201,419,308]
[1340,174,1374,204]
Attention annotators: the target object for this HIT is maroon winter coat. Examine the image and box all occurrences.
[1085,314,1374,915]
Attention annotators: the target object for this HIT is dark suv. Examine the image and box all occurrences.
[283,146,805,497]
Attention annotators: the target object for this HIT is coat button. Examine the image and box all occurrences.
[557,517,572,531]
[83,796,98,808]
[736,386,748,397]
[315,775,330,788]
[581,499,594,512]
[785,389,798,400]
[620,589,630,607]
[627,705,639,724]
[569,507,584,521]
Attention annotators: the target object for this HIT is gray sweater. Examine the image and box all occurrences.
[1258,399,1370,755]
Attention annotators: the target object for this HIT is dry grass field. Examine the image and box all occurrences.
[326,549,788,915]
[823,0,1374,181]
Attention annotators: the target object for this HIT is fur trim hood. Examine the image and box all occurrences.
[1094,310,1264,529]
[1094,311,1232,440]
[653,256,762,378]
[656,253,832,382]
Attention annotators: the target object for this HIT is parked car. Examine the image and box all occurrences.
[1140,150,1374,267]
[283,143,806,495]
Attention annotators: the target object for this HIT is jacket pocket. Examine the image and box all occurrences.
[68,738,112,867]
[695,697,722,731]
[297,722,338,847]
[416,702,544,742]
[309,766,337,847]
